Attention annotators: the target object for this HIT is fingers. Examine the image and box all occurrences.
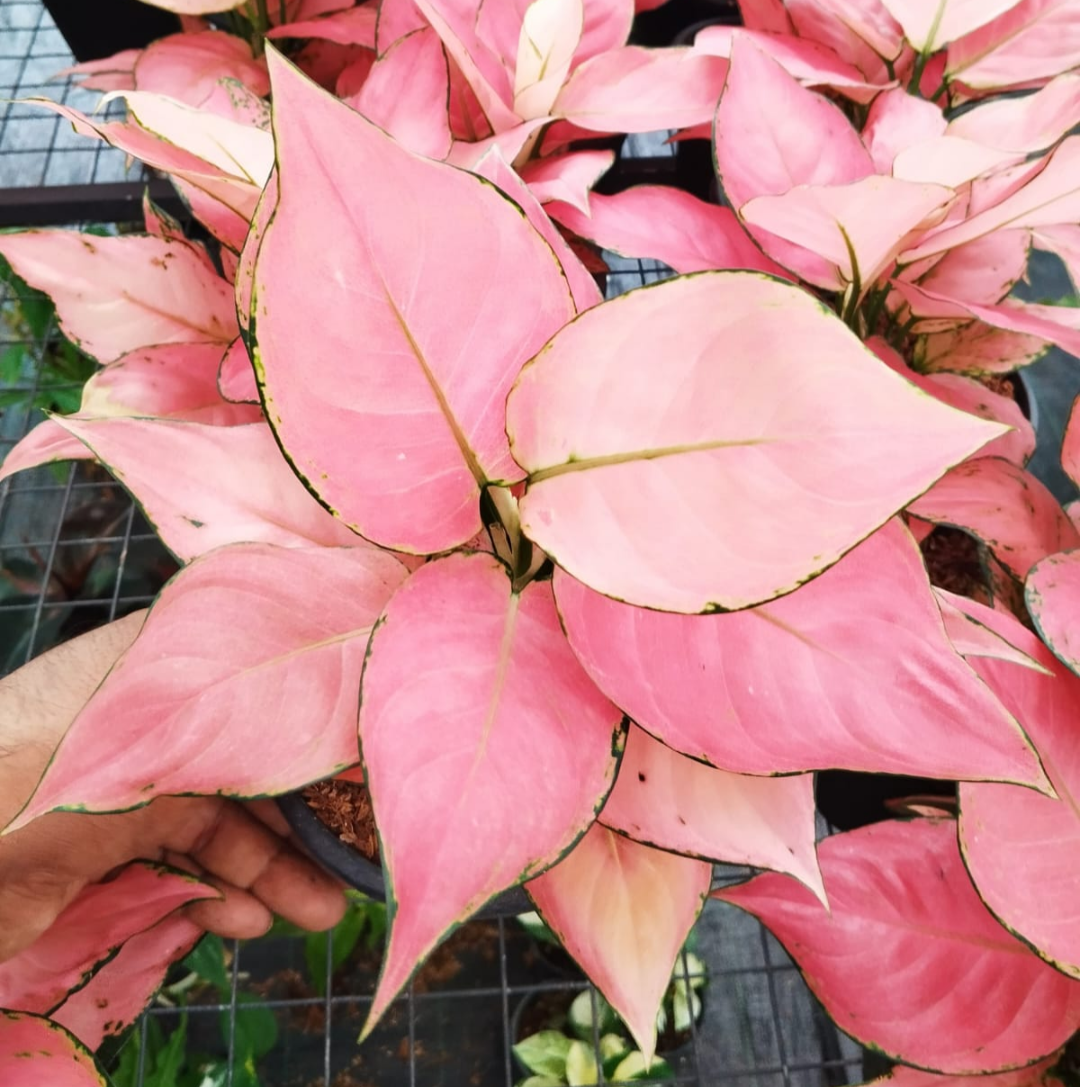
[184,803,346,934]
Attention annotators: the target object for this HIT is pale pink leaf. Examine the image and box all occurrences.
[1026,549,1080,678]
[134,32,270,106]
[0,1013,108,1087]
[901,137,1080,263]
[880,0,1025,51]
[919,321,1051,374]
[526,824,710,1061]
[934,586,1052,672]
[0,863,215,1014]
[739,0,794,33]
[50,418,364,563]
[52,914,203,1050]
[717,819,1080,1073]
[947,73,1080,153]
[0,232,236,363]
[513,0,583,119]
[909,457,1080,579]
[554,521,1044,785]
[217,337,259,404]
[0,421,93,485]
[547,186,791,276]
[198,77,271,129]
[863,86,948,173]
[254,51,572,554]
[139,0,244,11]
[694,25,886,101]
[471,148,602,312]
[917,229,1031,306]
[518,149,614,213]
[78,343,262,425]
[268,5,377,45]
[892,136,1018,187]
[741,176,952,291]
[946,0,1080,89]
[598,724,825,902]
[956,601,1080,980]
[11,543,406,829]
[445,118,546,168]
[508,272,1007,613]
[786,0,897,77]
[714,36,872,283]
[114,90,274,186]
[358,553,624,1032]
[553,46,729,132]
[352,28,452,159]
[867,335,1034,465]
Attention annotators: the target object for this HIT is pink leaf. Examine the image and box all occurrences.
[526,824,711,1061]
[350,27,452,159]
[137,0,244,10]
[1026,549,1080,677]
[1063,395,1080,489]
[716,819,1080,1073]
[134,32,270,106]
[739,0,794,33]
[0,422,92,485]
[891,136,1019,187]
[518,149,614,213]
[934,586,1052,671]
[0,1013,108,1087]
[217,337,259,404]
[867,335,1034,465]
[786,0,899,76]
[909,457,1080,579]
[919,321,1051,375]
[694,25,886,101]
[0,232,236,363]
[445,118,546,168]
[574,0,634,66]
[901,137,1080,263]
[253,50,572,555]
[880,0,1025,51]
[78,343,262,425]
[547,186,791,276]
[471,149,602,312]
[946,0,1080,89]
[235,169,278,344]
[197,77,271,128]
[957,603,1080,981]
[52,914,203,1050]
[507,272,1006,613]
[358,553,624,1032]
[268,4,377,45]
[335,50,377,97]
[917,229,1031,306]
[0,863,215,1014]
[947,72,1080,153]
[741,176,952,291]
[57,49,140,91]
[857,1056,1064,1087]
[50,418,364,563]
[863,86,948,172]
[554,521,1044,785]
[598,724,825,902]
[376,0,428,50]
[553,46,729,132]
[11,543,407,829]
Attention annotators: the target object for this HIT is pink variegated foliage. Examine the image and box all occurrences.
[5,0,1080,1077]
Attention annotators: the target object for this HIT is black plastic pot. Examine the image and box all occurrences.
[631,0,741,47]
[43,0,180,63]
[276,792,533,919]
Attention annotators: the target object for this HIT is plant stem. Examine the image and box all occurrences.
[249,0,271,56]
[907,51,929,95]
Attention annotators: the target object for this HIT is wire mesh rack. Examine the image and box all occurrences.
[0,3,871,1084]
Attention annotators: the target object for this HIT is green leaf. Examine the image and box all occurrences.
[233,995,278,1059]
[184,934,231,994]
[149,1015,189,1087]
[565,1040,598,1086]
[513,1031,573,1078]
[611,1052,673,1082]
[567,990,618,1042]
[517,1078,564,1087]
[0,344,25,384]
[305,900,369,995]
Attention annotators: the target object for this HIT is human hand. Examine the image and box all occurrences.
[0,613,346,964]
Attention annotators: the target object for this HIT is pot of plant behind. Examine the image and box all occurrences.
[817,369,1038,832]
[42,0,180,62]
[277,773,533,919]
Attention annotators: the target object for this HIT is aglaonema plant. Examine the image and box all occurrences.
[1,38,1071,1074]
